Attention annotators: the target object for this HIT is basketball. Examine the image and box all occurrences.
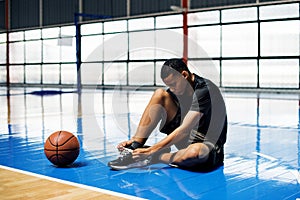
[44,131,80,167]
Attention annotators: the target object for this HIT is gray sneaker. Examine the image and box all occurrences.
[108,148,151,170]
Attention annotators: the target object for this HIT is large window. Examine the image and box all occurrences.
[25,65,41,84]
[1,26,77,85]
[81,63,103,85]
[222,23,258,57]
[0,33,6,64]
[259,59,299,88]
[10,41,25,64]
[0,2,299,90]
[222,7,257,23]
[155,29,183,59]
[25,40,42,63]
[222,60,258,87]
[10,65,24,83]
[129,31,155,60]
[81,35,103,62]
[128,62,155,85]
[0,66,6,83]
[104,63,127,85]
[128,17,154,31]
[260,20,299,57]
[189,26,220,58]
[259,3,299,20]
[188,10,219,25]
[42,64,60,84]
[103,33,128,61]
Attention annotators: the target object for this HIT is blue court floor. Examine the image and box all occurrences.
[0,87,299,200]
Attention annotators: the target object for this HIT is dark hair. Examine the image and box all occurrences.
[160,58,191,79]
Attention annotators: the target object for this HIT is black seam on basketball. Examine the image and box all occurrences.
[44,149,57,151]
[44,148,79,151]
[57,154,61,165]
[60,154,74,162]
[57,153,76,165]
[48,137,56,147]
[56,131,61,159]
[57,131,62,147]
[47,132,77,147]
[48,154,56,159]
[48,154,58,163]
[47,131,62,148]
[56,135,77,147]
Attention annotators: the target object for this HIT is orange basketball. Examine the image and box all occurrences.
[44,131,80,166]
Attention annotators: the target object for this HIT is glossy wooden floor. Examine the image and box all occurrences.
[0,166,131,200]
[0,88,299,199]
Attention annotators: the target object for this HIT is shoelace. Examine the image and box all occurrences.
[119,148,152,166]
[118,148,133,160]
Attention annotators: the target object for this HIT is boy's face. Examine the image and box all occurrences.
[163,71,189,95]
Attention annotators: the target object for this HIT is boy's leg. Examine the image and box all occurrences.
[160,142,224,171]
[108,88,179,170]
[128,88,179,147]
[159,143,210,168]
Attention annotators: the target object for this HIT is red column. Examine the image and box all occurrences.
[182,0,188,64]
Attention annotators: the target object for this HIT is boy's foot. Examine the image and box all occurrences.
[108,148,151,170]
[108,147,171,170]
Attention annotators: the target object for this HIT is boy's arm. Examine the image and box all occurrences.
[132,111,202,158]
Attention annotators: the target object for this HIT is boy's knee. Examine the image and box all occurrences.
[153,88,167,99]
[152,88,172,105]
[186,144,210,161]
[172,144,210,168]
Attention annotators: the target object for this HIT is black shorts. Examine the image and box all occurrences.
[160,107,190,150]
[159,90,224,171]
[159,106,181,135]
[161,116,224,171]
[197,141,224,171]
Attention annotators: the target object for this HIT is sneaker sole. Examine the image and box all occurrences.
[109,159,151,171]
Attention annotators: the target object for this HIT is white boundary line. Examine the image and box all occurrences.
[0,165,146,200]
